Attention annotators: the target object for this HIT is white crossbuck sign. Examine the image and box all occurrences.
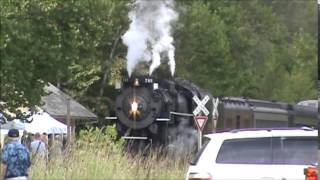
[212,98,219,118]
[193,95,210,116]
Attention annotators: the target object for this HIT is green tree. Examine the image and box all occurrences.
[174,0,317,102]
[274,32,317,103]
[1,0,317,120]
[0,0,129,118]
[174,1,234,96]
[1,0,63,117]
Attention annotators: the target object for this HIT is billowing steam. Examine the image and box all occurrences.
[167,120,197,160]
[122,0,178,77]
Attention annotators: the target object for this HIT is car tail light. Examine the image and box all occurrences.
[304,166,318,180]
[188,172,212,180]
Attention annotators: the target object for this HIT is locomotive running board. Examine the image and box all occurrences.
[170,111,194,117]
[156,118,170,121]
[121,136,148,140]
[105,117,117,120]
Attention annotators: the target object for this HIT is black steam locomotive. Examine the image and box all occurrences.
[109,76,318,152]
[111,76,209,153]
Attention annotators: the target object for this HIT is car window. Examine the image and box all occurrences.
[216,137,272,164]
[272,136,317,165]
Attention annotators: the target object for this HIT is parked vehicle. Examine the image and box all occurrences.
[186,127,317,180]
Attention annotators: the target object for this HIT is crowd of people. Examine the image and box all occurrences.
[1,129,66,180]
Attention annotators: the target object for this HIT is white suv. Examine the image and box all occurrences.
[186,127,318,180]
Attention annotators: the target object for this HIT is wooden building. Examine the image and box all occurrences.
[41,83,97,143]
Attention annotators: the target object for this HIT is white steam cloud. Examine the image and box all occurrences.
[122,0,178,77]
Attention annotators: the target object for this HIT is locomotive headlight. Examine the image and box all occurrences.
[129,100,141,120]
[134,78,140,86]
[131,101,138,112]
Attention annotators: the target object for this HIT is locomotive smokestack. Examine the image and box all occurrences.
[122,0,178,77]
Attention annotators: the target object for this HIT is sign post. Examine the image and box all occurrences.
[193,95,210,150]
[194,115,208,150]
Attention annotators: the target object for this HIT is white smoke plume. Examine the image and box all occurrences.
[122,0,178,77]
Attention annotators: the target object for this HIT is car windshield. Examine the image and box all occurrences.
[216,136,317,165]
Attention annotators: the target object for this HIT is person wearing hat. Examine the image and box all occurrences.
[1,129,31,180]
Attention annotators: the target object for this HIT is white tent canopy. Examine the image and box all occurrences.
[1,120,25,146]
[1,119,25,130]
[25,112,67,134]
[0,112,67,135]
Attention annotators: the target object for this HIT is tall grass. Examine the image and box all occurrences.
[30,126,189,179]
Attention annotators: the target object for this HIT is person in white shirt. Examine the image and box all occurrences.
[30,133,47,162]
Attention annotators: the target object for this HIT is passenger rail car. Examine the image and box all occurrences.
[217,98,318,132]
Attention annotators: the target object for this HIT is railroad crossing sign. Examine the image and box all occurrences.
[212,98,219,118]
[193,95,210,116]
[194,116,208,132]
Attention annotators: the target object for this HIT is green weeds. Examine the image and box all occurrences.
[30,126,188,179]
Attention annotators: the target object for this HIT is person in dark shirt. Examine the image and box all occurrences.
[20,130,29,149]
[1,129,31,180]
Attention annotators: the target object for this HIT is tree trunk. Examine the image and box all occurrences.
[99,26,122,97]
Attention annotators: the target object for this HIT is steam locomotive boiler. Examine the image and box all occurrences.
[111,76,214,152]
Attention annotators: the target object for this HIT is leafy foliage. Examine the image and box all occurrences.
[174,0,317,101]
[0,0,317,119]
[78,125,124,151]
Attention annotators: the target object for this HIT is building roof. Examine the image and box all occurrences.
[41,83,97,120]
